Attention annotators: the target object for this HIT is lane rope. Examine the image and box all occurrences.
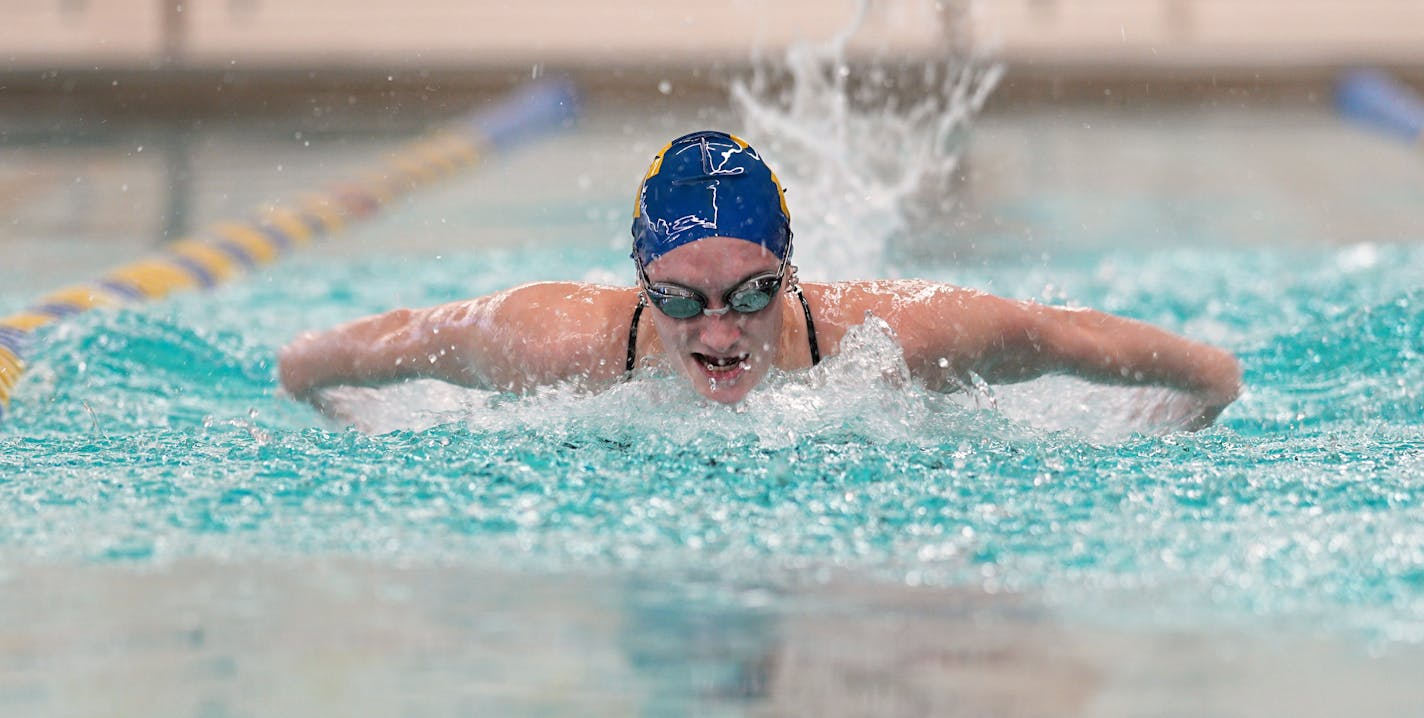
[0,80,578,421]
[1336,69,1424,145]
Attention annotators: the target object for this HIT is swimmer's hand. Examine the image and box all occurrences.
[274,383,349,422]
[277,332,324,402]
[1178,351,1243,431]
[1133,378,1240,433]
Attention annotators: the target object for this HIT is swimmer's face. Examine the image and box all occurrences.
[642,237,786,404]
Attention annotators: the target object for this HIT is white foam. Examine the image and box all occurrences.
[316,317,1202,445]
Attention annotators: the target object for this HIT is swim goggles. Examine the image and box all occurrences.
[637,252,789,320]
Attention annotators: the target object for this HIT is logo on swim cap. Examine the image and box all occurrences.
[631,130,792,267]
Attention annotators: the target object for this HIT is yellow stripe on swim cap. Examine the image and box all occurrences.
[725,132,788,223]
[644,141,671,180]
[633,140,674,219]
[768,170,791,224]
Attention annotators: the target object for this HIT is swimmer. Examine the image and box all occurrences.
[279,131,1242,429]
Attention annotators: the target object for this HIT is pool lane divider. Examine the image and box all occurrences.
[1336,69,1424,146]
[0,79,578,421]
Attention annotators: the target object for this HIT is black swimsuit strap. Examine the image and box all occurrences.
[793,284,821,366]
[626,294,646,373]
[624,288,820,374]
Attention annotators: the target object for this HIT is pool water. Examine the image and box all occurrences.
[4,97,1424,714]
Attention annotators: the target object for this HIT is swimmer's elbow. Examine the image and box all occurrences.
[1198,349,1244,408]
[277,331,342,399]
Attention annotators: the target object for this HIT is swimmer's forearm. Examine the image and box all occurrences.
[278,309,414,397]
[278,306,483,398]
[1035,308,1243,409]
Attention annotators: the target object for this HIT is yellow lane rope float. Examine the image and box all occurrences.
[0,80,577,420]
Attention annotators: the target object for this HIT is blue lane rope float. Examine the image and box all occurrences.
[1336,69,1424,145]
[0,79,577,421]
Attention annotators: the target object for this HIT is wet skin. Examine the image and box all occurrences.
[279,240,1241,428]
[641,237,787,404]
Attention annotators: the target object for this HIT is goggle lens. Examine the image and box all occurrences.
[728,278,778,313]
[645,273,782,319]
[653,293,705,319]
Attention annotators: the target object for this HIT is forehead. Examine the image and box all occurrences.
[644,236,779,284]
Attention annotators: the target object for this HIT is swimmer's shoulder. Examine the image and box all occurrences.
[800,279,985,322]
[480,281,639,336]
[494,281,635,309]
[798,279,996,361]
[502,281,642,372]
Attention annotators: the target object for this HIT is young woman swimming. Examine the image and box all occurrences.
[279,131,1241,428]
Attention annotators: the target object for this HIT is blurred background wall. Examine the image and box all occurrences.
[3,0,1422,255]
[6,1,1424,68]
[4,0,1424,111]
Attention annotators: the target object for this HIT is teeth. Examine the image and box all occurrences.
[699,354,747,372]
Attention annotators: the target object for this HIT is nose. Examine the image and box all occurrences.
[698,311,742,352]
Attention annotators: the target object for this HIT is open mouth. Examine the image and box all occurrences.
[692,352,749,375]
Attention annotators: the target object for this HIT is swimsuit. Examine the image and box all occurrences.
[625,287,821,373]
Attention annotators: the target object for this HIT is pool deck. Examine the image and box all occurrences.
[4,1,1424,70]
[2,0,1424,106]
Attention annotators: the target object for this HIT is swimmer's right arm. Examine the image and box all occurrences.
[277,282,630,401]
[277,302,485,400]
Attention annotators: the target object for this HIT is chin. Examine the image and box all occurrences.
[692,376,755,404]
[700,385,753,404]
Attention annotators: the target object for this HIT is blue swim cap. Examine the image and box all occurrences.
[631,130,792,267]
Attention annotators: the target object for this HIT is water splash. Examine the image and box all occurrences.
[730,0,1002,279]
[311,309,1217,449]
[311,319,998,446]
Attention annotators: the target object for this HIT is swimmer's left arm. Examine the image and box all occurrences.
[897,288,1243,428]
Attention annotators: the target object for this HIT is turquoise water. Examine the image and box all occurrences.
[5,224,1424,638]
[4,107,1424,712]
